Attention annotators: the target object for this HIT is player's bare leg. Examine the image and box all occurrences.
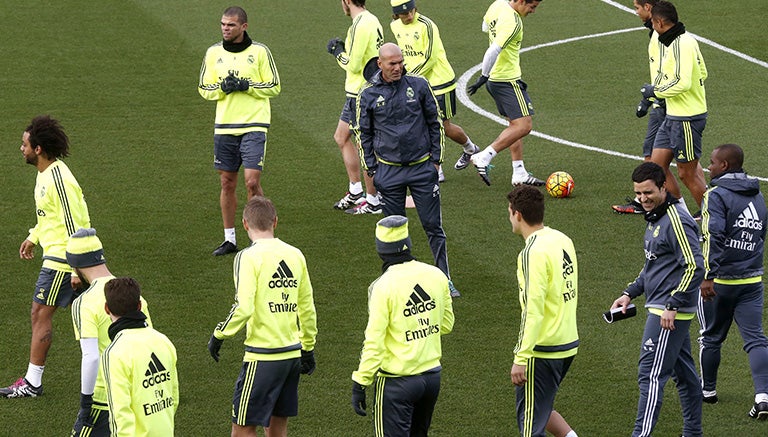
[244,168,263,199]
[471,116,539,186]
[264,416,288,437]
[547,410,578,437]
[214,170,240,255]
[650,148,681,199]
[677,160,707,207]
[29,302,56,366]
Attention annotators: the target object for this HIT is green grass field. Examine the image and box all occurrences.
[1,0,767,435]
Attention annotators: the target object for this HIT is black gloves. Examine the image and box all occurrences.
[327,37,345,57]
[640,83,656,99]
[636,98,653,118]
[208,334,223,362]
[236,78,250,92]
[77,393,95,427]
[300,350,316,375]
[220,74,239,94]
[352,382,367,416]
[467,75,489,96]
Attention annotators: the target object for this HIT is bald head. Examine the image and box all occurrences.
[377,43,404,82]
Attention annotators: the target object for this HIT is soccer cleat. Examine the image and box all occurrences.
[702,394,718,404]
[454,145,480,170]
[612,198,645,215]
[448,280,461,298]
[212,241,237,256]
[0,378,43,398]
[511,174,545,187]
[692,210,702,222]
[345,201,382,215]
[333,191,364,210]
[748,401,768,420]
[470,152,492,186]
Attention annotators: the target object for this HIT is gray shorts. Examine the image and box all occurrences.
[214,131,266,172]
[33,267,76,308]
[515,356,573,437]
[232,359,300,427]
[339,96,357,125]
[487,79,534,120]
[642,104,666,157]
[435,90,458,121]
[653,117,706,163]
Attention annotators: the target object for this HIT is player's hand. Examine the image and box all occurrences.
[236,78,250,92]
[636,98,652,118]
[351,382,367,416]
[327,37,345,57]
[510,363,527,386]
[300,350,316,375]
[20,239,35,260]
[640,83,656,99]
[661,309,676,330]
[71,274,83,291]
[467,75,488,96]
[208,334,223,362]
[220,74,239,94]
[77,393,95,428]
[611,294,631,313]
[700,279,716,302]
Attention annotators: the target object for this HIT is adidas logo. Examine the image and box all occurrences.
[562,250,574,278]
[403,284,436,317]
[36,289,45,300]
[642,338,655,351]
[376,95,386,107]
[142,353,171,388]
[733,202,763,230]
[269,260,298,288]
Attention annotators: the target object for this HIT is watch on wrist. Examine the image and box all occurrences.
[665,302,679,311]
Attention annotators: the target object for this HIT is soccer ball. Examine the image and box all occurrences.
[545,171,574,198]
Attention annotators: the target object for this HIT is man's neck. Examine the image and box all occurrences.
[349,4,365,19]
[521,223,545,240]
[36,157,55,173]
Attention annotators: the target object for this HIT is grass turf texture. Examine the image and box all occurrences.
[1,0,766,435]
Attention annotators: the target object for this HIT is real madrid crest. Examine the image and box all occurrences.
[406,87,414,99]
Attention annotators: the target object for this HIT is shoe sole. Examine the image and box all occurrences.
[612,208,644,215]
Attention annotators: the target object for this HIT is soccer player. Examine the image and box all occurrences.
[67,228,152,436]
[698,144,768,419]
[507,186,579,437]
[611,162,703,437]
[389,0,480,177]
[101,277,177,436]
[1,115,91,398]
[199,6,281,255]
[466,0,544,187]
[351,215,454,435]
[208,196,317,437]
[641,1,708,215]
[357,43,461,297]
[327,0,384,214]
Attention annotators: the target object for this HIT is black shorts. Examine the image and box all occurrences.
[339,96,357,125]
[232,358,301,427]
[487,79,534,120]
[653,117,706,163]
[435,90,458,121]
[33,267,76,307]
[373,371,441,436]
[214,131,267,172]
[71,407,110,437]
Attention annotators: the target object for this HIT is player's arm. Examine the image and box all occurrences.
[420,80,444,164]
[198,49,227,101]
[667,210,701,308]
[338,23,372,75]
[440,278,455,335]
[653,40,693,98]
[214,252,257,340]
[701,189,726,280]
[102,345,136,437]
[244,45,281,99]
[79,338,99,395]
[297,255,318,352]
[351,283,389,387]
[354,88,377,173]
[513,248,548,366]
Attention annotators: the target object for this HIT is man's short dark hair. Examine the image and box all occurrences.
[223,6,247,24]
[635,0,658,6]
[105,277,142,317]
[350,0,366,7]
[652,1,678,24]
[716,143,744,171]
[632,162,666,188]
[26,115,70,159]
[507,186,545,225]
[243,196,277,232]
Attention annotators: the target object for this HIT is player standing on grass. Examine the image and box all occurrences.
[2,115,91,399]
[327,0,384,214]
[389,0,480,181]
[208,196,317,437]
[351,215,454,435]
[698,144,768,419]
[466,0,544,187]
[611,162,703,437]
[640,1,708,217]
[67,228,152,436]
[199,6,281,256]
[101,278,178,436]
[507,186,579,437]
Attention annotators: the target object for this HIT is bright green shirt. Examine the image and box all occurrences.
[514,227,579,365]
[390,12,456,95]
[214,238,317,362]
[198,40,281,135]
[652,32,707,117]
[72,276,151,409]
[336,10,384,97]
[352,260,454,387]
[484,1,524,82]
[28,160,91,272]
[102,327,178,437]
